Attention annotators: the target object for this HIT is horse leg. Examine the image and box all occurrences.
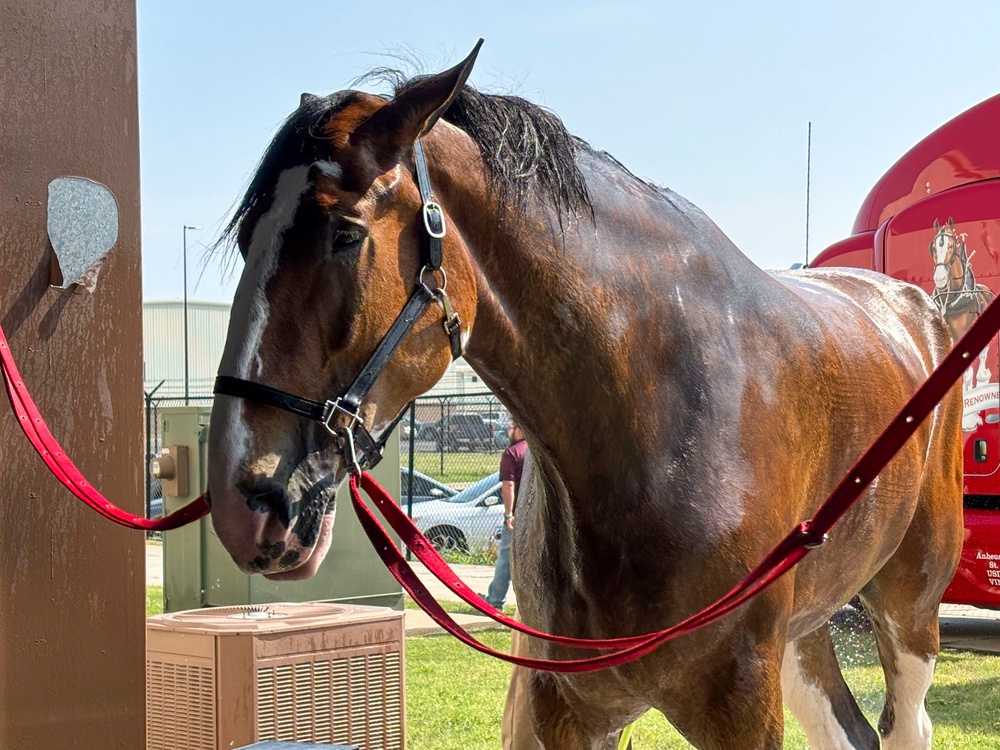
[526,671,630,750]
[858,589,942,750]
[780,624,879,749]
[654,637,786,749]
[859,456,963,748]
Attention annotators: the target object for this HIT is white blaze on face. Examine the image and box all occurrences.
[934,234,951,264]
[933,234,951,290]
[210,164,317,493]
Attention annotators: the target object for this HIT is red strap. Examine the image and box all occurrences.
[349,294,1000,671]
[5,287,1000,664]
[0,323,209,531]
[351,472,809,671]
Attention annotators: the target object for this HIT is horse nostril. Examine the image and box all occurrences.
[245,480,292,529]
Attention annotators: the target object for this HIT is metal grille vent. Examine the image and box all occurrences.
[171,604,290,620]
[257,652,403,750]
[146,660,216,750]
[148,603,402,749]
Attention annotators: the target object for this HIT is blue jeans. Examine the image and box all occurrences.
[486,524,512,609]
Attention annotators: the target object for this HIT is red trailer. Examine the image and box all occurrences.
[811,94,1000,608]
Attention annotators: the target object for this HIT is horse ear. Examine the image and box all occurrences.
[358,39,484,160]
[300,92,320,108]
[948,217,956,231]
[934,219,941,232]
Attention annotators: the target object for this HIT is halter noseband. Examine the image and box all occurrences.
[214,140,463,474]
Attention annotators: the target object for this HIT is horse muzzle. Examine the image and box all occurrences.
[933,264,950,290]
[208,459,342,577]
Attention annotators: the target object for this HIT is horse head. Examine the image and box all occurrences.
[930,217,962,292]
[207,44,484,579]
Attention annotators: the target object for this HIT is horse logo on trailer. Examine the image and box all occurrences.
[929,217,998,430]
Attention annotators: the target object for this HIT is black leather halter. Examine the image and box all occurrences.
[214,140,463,473]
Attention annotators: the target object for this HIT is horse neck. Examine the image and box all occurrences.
[425,129,769,489]
[949,245,971,291]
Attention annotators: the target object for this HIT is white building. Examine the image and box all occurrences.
[142,300,488,399]
[143,300,231,399]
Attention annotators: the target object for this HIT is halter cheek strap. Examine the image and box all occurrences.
[214,139,463,472]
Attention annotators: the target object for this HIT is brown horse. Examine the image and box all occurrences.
[930,217,995,428]
[206,45,964,749]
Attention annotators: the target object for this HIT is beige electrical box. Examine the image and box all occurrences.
[151,444,189,497]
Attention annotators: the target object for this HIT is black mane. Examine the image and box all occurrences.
[394,75,593,223]
[222,77,598,250]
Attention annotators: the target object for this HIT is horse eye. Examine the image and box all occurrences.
[330,227,365,253]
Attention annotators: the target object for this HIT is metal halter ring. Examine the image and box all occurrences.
[418,265,448,292]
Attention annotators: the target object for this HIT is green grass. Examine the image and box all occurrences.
[406,630,515,749]
[405,620,1000,749]
[144,586,1000,747]
[436,547,496,566]
[403,595,517,619]
[408,450,501,483]
[146,585,163,617]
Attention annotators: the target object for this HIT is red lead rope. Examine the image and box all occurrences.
[0,322,210,530]
[350,295,1000,671]
[4,292,1000,668]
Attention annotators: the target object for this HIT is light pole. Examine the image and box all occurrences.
[182,225,202,405]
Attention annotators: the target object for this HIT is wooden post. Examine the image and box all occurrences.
[0,1,145,747]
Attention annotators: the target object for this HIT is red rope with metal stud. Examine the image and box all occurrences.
[5,290,1000,666]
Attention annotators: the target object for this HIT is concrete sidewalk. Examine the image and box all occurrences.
[146,542,512,635]
[147,542,1000,648]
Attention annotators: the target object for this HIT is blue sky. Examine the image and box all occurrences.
[137,0,1000,302]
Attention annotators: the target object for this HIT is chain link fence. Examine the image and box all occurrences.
[400,392,509,564]
[143,390,508,562]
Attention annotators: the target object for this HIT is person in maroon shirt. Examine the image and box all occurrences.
[485,419,526,610]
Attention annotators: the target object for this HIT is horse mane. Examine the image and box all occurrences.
[221,73,670,251]
[390,73,593,223]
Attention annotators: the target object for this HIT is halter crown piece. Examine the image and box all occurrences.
[213,140,463,474]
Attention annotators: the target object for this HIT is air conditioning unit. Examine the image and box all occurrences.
[147,602,405,750]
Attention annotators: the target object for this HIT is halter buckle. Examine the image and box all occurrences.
[432,287,464,359]
[422,201,447,239]
[321,398,361,437]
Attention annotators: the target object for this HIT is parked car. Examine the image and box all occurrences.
[411,472,502,553]
[481,411,507,431]
[400,418,424,440]
[447,414,495,451]
[481,411,509,448]
[420,413,507,451]
[400,468,458,506]
[416,419,442,442]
